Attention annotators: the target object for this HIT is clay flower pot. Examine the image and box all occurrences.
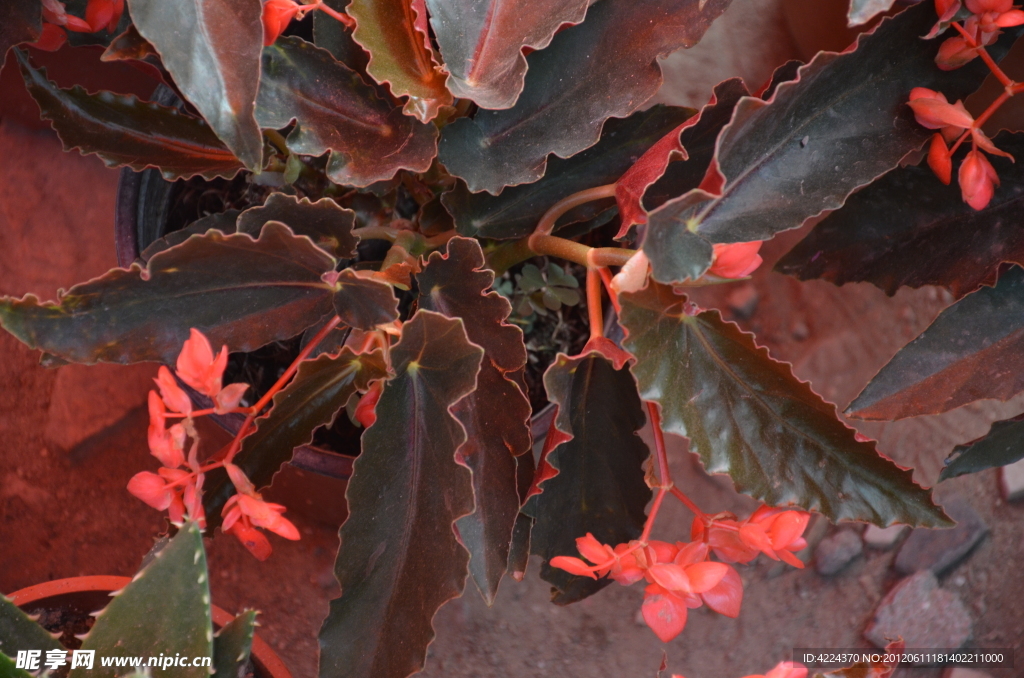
[9,576,292,678]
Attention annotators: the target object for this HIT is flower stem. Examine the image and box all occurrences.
[536,184,618,236]
[587,268,604,340]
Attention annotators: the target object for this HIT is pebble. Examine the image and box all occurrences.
[814,529,863,576]
[998,456,1024,501]
[863,524,908,550]
[864,571,972,649]
[726,284,759,320]
[894,495,988,576]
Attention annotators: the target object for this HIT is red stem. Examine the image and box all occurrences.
[951,21,1013,87]
[587,268,604,340]
[597,267,621,314]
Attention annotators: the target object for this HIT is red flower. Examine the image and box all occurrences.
[708,242,763,279]
[959,149,1000,209]
[263,0,302,45]
[154,366,192,414]
[907,88,974,130]
[176,329,229,398]
[147,391,186,469]
[354,381,383,428]
[928,133,953,184]
[966,0,1024,31]
[28,23,68,51]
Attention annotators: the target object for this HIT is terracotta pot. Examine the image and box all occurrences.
[9,576,292,678]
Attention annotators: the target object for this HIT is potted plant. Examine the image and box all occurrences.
[1,523,291,678]
[2,0,1022,676]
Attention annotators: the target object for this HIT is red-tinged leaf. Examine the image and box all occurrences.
[424,0,590,110]
[848,265,1024,421]
[312,0,371,75]
[939,413,1024,480]
[319,310,483,678]
[1,0,42,67]
[256,36,438,187]
[615,122,690,237]
[642,592,688,643]
[848,0,897,26]
[140,210,241,262]
[437,0,732,194]
[329,268,400,330]
[660,3,1023,282]
[506,451,535,582]
[347,0,452,121]
[0,222,337,365]
[443,105,696,240]
[127,0,264,170]
[618,283,951,527]
[417,237,531,604]
[775,133,1024,300]
[203,349,386,528]
[237,193,358,259]
[14,50,243,181]
[523,348,652,604]
[700,566,742,618]
[101,24,158,62]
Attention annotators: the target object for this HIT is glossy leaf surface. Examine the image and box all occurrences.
[73,522,211,678]
[0,1,41,65]
[524,346,651,604]
[620,283,951,527]
[16,52,242,181]
[204,349,386,527]
[256,36,438,187]
[849,266,1024,420]
[212,611,257,678]
[615,122,690,236]
[425,0,590,110]
[676,3,1021,248]
[127,0,264,170]
[238,193,358,259]
[330,268,400,330]
[418,238,531,604]
[438,0,732,194]
[320,311,483,678]
[0,223,336,365]
[940,414,1024,480]
[347,0,451,120]
[775,133,1024,300]
[443,106,696,240]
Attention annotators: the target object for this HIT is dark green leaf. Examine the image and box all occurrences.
[72,522,212,678]
[0,1,41,67]
[204,349,386,528]
[238,193,358,259]
[442,106,696,240]
[0,222,336,365]
[940,414,1024,480]
[418,238,531,604]
[16,51,242,181]
[437,0,732,194]
[523,346,652,604]
[619,283,951,527]
[346,0,452,121]
[677,3,1022,251]
[140,210,241,262]
[313,0,370,74]
[0,595,63,658]
[775,132,1024,300]
[849,0,897,26]
[849,265,1024,421]
[256,36,438,188]
[424,0,590,109]
[330,268,400,330]
[212,610,257,678]
[127,0,264,170]
[320,310,483,678]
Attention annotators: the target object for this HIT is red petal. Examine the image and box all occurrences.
[28,23,68,51]
[972,128,1015,160]
[777,548,805,569]
[647,540,680,564]
[155,366,192,414]
[673,541,708,565]
[354,382,382,428]
[700,566,743,618]
[127,472,173,510]
[85,0,114,32]
[215,382,250,414]
[647,563,692,592]
[642,591,689,642]
[959,149,998,210]
[928,133,953,184]
[176,329,222,396]
[708,241,763,279]
[576,533,613,565]
[550,556,598,579]
[63,14,94,32]
[906,97,974,130]
[936,36,978,70]
[997,9,1024,26]
[739,522,775,556]
[230,522,273,561]
[107,0,124,31]
[768,511,810,551]
[684,561,729,593]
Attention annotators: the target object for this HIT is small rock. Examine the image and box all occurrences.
[865,571,972,649]
[791,321,810,341]
[998,456,1024,501]
[863,524,908,550]
[814,529,863,576]
[895,495,988,576]
[726,284,759,319]
[943,668,993,678]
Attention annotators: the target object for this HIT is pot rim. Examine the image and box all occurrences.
[8,576,293,678]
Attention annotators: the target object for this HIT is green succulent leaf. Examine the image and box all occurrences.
[0,222,337,365]
[424,0,590,109]
[849,265,1024,421]
[204,348,387,528]
[346,0,452,121]
[256,36,438,187]
[72,522,212,678]
[437,0,731,194]
[0,2,41,72]
[0,594,62,658]
[443,105,697,240]
[675,3,1022,250]
[237,193,358,259]
[126,0,264,170]
[212,610,257,678]
[320,310,483,678]
[619,283,951,527]
[775,132,1024,300]
[418,238,531,604]
[524,343,651,604]
[0,651,34,678]
[15,51,242,181]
